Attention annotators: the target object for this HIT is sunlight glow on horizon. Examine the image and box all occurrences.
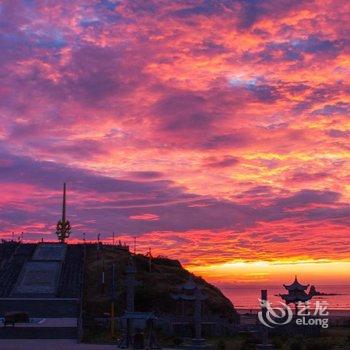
[187,259,350,285]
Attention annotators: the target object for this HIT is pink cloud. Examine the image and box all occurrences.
[0,0,349,280]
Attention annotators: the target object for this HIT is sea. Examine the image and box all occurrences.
[220,285,350,312]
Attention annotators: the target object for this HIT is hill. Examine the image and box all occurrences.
[83,244,239,324]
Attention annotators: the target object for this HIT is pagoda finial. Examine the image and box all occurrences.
[56,182,71,243]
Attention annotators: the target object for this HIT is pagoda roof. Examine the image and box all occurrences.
[283,276,309,291]
[180,276,197,290]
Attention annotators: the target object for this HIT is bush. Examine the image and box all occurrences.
[240,338,255,350]
[5,311,29,325]
[272,336,285,349]
[217,339,226,350]
[289,338,303,350]
[173,337,183,346]
[305,339,333,350]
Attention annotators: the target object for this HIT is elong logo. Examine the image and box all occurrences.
[258,300,329,329]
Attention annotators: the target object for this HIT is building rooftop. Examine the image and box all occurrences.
[283,276,309,291]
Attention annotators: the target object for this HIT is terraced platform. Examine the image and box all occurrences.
[0,242,84,340]
[11,243,67,298]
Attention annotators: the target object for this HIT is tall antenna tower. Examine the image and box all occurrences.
[55,182,71,243]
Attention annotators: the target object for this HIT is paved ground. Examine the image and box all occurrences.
[0,339,178,350]
[0,340,117,350]
[0,317,77,327]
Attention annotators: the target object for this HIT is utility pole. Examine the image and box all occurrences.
[110,264,116,338]
[101,254,105,295]
[146,247,153,273]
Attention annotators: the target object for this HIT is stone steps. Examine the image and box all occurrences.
[58,245,84,298]
[0,244,36,297]
[0,243,17,268]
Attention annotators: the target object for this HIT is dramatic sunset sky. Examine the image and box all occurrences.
[0,0,349,286]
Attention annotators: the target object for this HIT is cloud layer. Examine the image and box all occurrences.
[0,0,349,275]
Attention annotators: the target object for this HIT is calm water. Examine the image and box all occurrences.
[221,285,350,311]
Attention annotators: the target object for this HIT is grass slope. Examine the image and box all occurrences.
[83,244,238,324]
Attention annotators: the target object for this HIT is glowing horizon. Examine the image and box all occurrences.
[188,259,350,286]
[0,1,349,287]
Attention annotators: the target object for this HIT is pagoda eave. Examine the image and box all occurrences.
[283,277,309,291]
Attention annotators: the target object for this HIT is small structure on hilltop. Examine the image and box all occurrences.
[119,258,160,349]
[279,276,313,312]
[55,183,71,243]
[172,276,210,349]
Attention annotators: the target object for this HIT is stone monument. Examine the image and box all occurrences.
[256,290,275,350]
[120,258,140,348]
[125,258,138,313]
[172,276,210,350]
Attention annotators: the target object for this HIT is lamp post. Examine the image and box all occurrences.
[110,264,116,338]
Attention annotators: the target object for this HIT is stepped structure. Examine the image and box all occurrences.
[11,243,67,297]
[0,242,84,339]
[0,184,84,340]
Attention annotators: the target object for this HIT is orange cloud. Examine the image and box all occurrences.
[0,0,349,286]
